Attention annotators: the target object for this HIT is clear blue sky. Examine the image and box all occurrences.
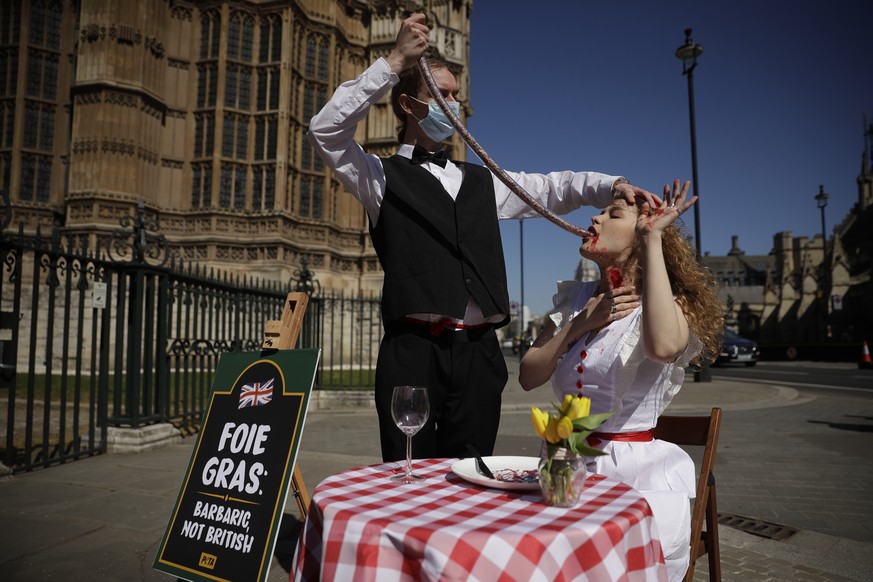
[463,1,873,316]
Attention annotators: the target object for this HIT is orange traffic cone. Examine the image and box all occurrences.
[861,341,873,369]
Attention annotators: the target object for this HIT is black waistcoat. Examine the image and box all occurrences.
[372,156,510,328]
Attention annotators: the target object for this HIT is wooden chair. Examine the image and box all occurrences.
[652,407,723,582]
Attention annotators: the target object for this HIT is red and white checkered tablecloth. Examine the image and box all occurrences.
[292,458,666,582]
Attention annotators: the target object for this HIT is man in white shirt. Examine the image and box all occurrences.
[307,13,656,462]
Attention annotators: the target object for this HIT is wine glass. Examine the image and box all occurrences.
[390,385,430,483]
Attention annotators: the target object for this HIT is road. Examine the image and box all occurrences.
[711,361,872,392]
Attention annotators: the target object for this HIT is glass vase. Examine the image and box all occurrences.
[538,442,587,507]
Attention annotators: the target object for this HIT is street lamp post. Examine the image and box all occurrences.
[519,218,525,360]
[676,28,703,260]
[815,185,830,339]
[676,28,711,382]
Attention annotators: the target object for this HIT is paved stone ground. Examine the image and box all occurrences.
[713,391,873,543]
[289,362,873,581]
[1,357,872,581]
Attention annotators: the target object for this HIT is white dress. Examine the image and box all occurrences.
[549,281,701,582]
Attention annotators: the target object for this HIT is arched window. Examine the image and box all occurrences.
[0,153,11,198]
[191,163,212,208]
[224,63,252,111]
[0,0,22,47]
[241,16,253,62]
[22,100,53,151]
[227,12,254,62]
[298,175,323,220]
[251,165,275,211]
[220,113,249,161]
[217,163,248,210]
[304,34,316,78]
[200,10,220,59]
[254,114,277,161]
[27,0,61,49]
[258,14,283,64]
[0,103,13,148]
[19,153,51,202]
[297,31,330,220]
[317,37,328,82]
[227,13,241,60]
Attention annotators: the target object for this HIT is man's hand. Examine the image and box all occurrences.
[385,14,429,74]
[613,181,662,210]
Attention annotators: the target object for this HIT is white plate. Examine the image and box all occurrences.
[451,456,540,491]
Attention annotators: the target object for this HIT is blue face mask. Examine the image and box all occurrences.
[411,96,460,142]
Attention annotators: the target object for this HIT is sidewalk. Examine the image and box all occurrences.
[1,357,871,581]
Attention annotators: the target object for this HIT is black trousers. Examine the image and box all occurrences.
[375,322,508,462]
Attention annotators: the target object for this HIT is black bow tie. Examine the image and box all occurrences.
[411,145,448,168]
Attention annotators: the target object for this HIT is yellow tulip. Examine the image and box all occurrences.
[567,395,590,420]
[559,394,574,416]
[556,415,573,439]
[563,396,580,420]
[544,416,561,444]
[577,396,591,418]
[531,407,549,439]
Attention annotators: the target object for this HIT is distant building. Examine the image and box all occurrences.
[702,120,873,345]
[575,256,599,283]
[833,118,873,342]
[701,235,771,339]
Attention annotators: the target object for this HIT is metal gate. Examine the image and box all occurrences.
[0,204,288,473]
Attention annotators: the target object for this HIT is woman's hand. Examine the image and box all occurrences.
[568,285,640,340]
[636,179,697,237]
[520,284,640,391]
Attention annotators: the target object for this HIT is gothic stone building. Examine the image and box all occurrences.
[0,0,473,293]
[701,124,873,348]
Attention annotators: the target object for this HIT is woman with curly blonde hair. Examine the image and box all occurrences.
[520,179,723,582]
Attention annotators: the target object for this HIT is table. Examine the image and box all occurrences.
[292,458,666,581]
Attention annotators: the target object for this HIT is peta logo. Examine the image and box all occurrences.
[198,552,217,569]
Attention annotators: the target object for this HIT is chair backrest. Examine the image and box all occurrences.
[652,407,723,582]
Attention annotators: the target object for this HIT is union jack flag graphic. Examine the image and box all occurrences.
[238,378,274,408]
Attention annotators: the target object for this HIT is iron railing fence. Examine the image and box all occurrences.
[300,289,382,389]
[1,207,382,473]
[1,224,110,471]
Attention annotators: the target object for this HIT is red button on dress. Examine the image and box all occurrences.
[577,351,588,394]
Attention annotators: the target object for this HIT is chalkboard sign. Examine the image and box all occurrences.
[154,348,320,582]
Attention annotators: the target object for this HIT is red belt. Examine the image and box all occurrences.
[398,317,492,336]
[587,429,654,448]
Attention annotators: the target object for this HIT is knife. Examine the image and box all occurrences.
[465,444,495,480]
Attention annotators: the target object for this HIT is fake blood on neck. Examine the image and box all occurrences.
[607,267,623,289]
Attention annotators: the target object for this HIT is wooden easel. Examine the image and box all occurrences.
[262,291,312,519]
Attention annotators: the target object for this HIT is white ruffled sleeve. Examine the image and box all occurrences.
[548,280,600,335]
